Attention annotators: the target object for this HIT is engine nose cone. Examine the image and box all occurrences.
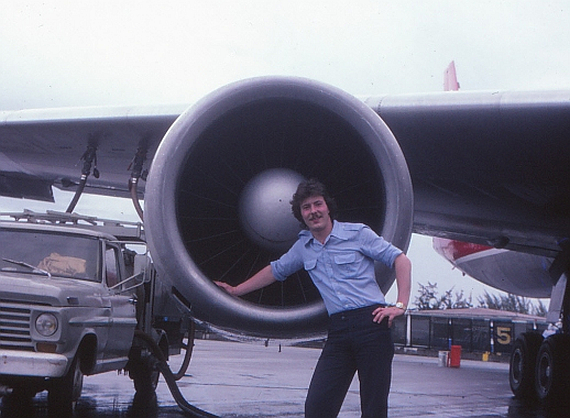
[239,169,305,253]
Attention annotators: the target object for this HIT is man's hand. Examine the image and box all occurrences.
[215,281,238,296]
[214,265,277,298]
[372,306,405,328]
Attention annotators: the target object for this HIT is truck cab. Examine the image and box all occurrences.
[0,211,149,412]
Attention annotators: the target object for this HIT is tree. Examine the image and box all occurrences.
[477,291,530,313]
[414,283,546,316]
[450,289,474,309]
[534,299,548,317]
[414,281,473,310]
[414,281,439,310]
[477,291,547,317]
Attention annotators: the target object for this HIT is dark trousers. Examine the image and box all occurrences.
[305,305,394,418]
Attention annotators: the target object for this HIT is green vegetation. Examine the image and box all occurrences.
[413,281,547,317]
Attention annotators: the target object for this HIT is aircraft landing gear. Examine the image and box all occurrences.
[509,257,570,407]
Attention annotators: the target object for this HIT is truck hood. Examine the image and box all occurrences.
[0,272,109,307]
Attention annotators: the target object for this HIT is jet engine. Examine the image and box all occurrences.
[144,77,414,338]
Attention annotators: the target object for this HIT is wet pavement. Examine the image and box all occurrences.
[1,339,567,417]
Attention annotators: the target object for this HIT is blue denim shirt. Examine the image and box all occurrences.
[270,221,403,315]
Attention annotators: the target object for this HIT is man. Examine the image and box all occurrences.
[216,179,411,418]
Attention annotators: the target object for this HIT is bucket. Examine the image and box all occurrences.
[448,345,462,368]
[438,351,449,367]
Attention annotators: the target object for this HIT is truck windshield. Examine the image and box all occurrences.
[0,229,100,281]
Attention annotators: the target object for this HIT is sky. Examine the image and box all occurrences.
[1,0,569,305]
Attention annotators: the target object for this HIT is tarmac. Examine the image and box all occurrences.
[0,339,566,417]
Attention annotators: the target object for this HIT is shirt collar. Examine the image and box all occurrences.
[298,220,347,245]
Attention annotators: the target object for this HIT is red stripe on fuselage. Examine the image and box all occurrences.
[433,237,492,262]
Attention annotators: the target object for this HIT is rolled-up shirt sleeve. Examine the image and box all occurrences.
[358,225,403,267]
[270,241,305,282]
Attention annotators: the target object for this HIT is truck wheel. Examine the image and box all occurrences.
[48,355,83,415]
[132,353,160,395]
[535,334,570,406]
[509,332,542,399]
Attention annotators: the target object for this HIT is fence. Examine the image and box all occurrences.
[390,309,547,354]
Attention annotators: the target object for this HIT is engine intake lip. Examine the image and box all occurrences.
[145,76,413,337]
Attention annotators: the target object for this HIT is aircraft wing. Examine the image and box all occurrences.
[0,105,184,201]
[1,77,569,336]
[369,89,570,257]
[2,89,568,256]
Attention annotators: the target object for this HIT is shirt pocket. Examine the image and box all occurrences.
[304,259,317,272]
[334,253,360,278]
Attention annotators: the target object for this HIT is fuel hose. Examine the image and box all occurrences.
[134,330,219,418]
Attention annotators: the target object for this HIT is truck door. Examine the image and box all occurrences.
[103,244,137,361]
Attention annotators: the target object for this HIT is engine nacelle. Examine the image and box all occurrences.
[144,76,413,338]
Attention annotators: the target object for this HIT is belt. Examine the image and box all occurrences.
[329,304,386,320]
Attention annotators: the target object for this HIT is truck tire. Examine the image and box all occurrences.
[535,334,570,406]
[132,353,160,395]
[509,332,543,399]
[47,355,83,416]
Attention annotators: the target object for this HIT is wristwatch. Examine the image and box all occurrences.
[394,301,407,310]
